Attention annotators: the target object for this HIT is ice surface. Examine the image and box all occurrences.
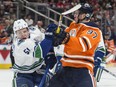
[97,67,116,87]
[0,69,13,87]
[0,67,116,87]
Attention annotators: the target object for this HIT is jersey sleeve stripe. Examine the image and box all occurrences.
[79,37,87,52]
[89,70,96,87]
[82,37,89,50]
[82,36,92,49]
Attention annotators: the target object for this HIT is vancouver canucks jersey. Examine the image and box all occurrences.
[12,38,44,73]
[11,26,45,73]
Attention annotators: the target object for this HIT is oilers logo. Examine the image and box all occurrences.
[69,29,77,37]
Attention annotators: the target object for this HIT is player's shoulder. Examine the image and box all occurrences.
[29,26,42,33]
[84,22,99,28]
[23,38,35,44]
[83,22,101,32]
[65,21,76,31]
[70,21,76,26]
[17,39,36,49]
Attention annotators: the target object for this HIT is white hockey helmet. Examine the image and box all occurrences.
[13,19,28,32]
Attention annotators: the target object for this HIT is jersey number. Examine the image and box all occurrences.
[87,30,97,38]
[24,48,30,54]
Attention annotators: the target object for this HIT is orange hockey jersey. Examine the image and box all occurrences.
[61,21,102,74]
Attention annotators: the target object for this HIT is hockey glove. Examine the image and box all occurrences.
[94,49,105,73]
[94,57,102,73]
[44,50,57,69]
[53,29,70,46]
[94,57,102,67]
[94,57,103,82]
[45,23,58,40]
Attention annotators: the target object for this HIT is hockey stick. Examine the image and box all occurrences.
[38,65,50,87]
[95,66,104,82]
[56,4,82,34]
[56,14,63,34]
[62,4,81,15]
[102,67,116,78]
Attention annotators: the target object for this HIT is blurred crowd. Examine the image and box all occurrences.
[0,0,116,47]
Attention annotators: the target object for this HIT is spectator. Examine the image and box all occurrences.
[56,0,65,8]
[35,20,45,33]
[10,13,17,24]
[0,30,10,44]
[4,19,13,37]
[49,0,56,8]
[25,14,34,26]
[104,25,115,55]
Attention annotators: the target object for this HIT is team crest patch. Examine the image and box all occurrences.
[69,29,76,37]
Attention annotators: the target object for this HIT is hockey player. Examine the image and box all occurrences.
[10,21,45,67]
[11,19,57,87]
[48,3,104,87]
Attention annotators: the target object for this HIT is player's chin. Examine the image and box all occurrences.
[22,37,28,40]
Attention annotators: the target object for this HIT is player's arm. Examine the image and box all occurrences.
[94,45,106,82]
[94,33,106,64]
[40,23,58,58]
[53,28,70,47]
[94,34,106,82]
[78,29,101,52]
[40,24,57,69]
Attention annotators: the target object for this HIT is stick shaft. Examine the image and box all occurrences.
[56,4,81,34]
[103,68,116,78]
[56,15,62,34]
[38,66,49,87]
